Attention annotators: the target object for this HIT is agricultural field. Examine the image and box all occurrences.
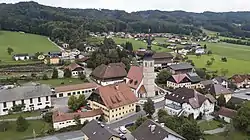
[0,30,59,64]
[36,78,85,87]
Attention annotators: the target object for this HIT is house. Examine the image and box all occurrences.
[213,76,229,88]
[164,88,215,119]
[88,83,138,122]
[204,84,232,102]
[77,57,89,67]
[13,54,30,61]
[195,48,205,54]
[65,63,85,77]
[230,74,250,88]
[54,83,98,98]
[44,56,60,65]
[0,84,52,116]
[81,120,122,140]
[71,49,81,56]
[61,50,71,58]
[52,109,103,130]
[166,73,203,89]
[132,119,186,140]
[168,63,194,74]
[62,43,69,49]
[125,66,147,98]
[91,63,127,86]
[217,107,237,123]
[48,52,62,57]
[152,52,174,69]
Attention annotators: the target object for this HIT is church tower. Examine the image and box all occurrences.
[143,29,155,97]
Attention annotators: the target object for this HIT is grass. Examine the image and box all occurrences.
[0,111,41,120]
[189,54,250,76]
[198,120,221,131]
[204,131,249,140]
[36,78,85,87]
[0,30,59,64]
[201,28,218,36]
[0,120,50,140]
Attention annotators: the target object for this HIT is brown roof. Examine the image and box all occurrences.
[205,84,232,96]
[53,109,103,123]
[230,74,250,83]
[217,107,237,118]
[93,83,138,109]
[127,66,143,89]
[152,52,174,59]
[205,94,217,103]
[91,63,127,80]
[65,63,84,71]
[55,83,98,93]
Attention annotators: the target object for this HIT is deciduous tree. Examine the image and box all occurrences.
[52,68,59,79]
[7,47,14,55]
[143,98,155,118]
[156,70,171,85]
[68,96,78,111]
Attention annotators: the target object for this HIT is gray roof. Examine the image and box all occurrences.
[213,76,228,83]
[0,84,52,103]
[205,84,232,96]
[186,72,202,83]
[201,80,214,86]
[81,120,120,140]
[169,63,193,71]
[132,119,185,140]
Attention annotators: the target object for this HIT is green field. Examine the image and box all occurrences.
[36,78,85,87]
[0,120,50,140]
[198,120,221,131]
[0,30,59,64]
[204,131,249,140]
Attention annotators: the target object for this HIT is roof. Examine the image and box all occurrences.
[53,109,103,123]
[171,74,187,84]
[205,94,217,103]
[138,85,147,95]
[132,119,185,140]
[127,66,143,89]
[186,72,202,83]
[205,84,232,96]
[91,63,127,80]
[217,107,237,118]
[92,83,138,109]
[165,88,207,109]
[201,80,214,86]
[65,63,84,71]
[81,120,120,140]
[152,52,174,59]
[14,53,29,57]
[78,57,89,62]
[0,84,52,103]
[230,74,250,83]
[55,83,98,93]
[169,63,193,71]
[213,76,228,84]
[168,73,201,84]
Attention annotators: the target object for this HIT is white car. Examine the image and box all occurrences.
[119,126,127,134]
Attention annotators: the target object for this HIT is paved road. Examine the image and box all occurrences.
[0,116,42,122]
[232,89,250,100]
[204,127,226,135]
[30,130,83,140]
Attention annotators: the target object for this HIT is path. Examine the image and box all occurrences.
[204,127,226,134]
[48,38,65,51]
[0,116,42,122]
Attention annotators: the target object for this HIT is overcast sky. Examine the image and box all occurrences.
[1,0,250,13]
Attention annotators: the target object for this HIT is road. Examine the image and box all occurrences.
[30,130,83,140]
[232,88,250,100]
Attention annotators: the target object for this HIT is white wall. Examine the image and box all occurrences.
[97,79,124,86]
[219,115,231,123]
[56,87,96,98]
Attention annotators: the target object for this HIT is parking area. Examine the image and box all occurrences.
[51,97,70,113]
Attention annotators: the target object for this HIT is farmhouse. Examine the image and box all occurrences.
[91,63,127,86]
[230,74,250,88]
[168,63,194,74]
[217,107,237,123]
[44,56,60,65]
[13,54,30,61]
[65,63,85,77]
[52,109,103,130]
[204,84,232,102]
[0,84,52,116]
[152,52,174,69]
[54,83,98,98]
[62,43,69,48]
[88,83,138,122]
[132,119,186,140]
[164,88,215,119]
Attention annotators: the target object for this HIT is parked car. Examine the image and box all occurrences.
[119,126,127,134]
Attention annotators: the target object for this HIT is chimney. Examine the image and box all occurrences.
[115,84,119,90]
[150,125,156,133]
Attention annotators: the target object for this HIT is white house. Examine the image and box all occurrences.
[217,107,237,123]
[13,54,30,61]
[0,84,52,116]
[164,88,216,119]
[64,63,85,77]
[62,43,69,49]
[195,48,205,54]
[71,49,81,56]
[52,109,102,130]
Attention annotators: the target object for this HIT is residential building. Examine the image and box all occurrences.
[61,50,71,57]
[54,83,98,98]
[62,43,69,48]
[230,74,250,88]
[213,76,229,88]
[204,84,232,102]
[217,107,237,123]
[0,84,52,116]
[48,52,62,57]
[164,88,215,119]
[52,109,103,130]
[132,119,186,140]
[195,48,205,54]
[125,66,147,98]
[65,63,85,77]
[81,120,122,140]
[77,57,89,67]
[91,63,127,86]
[166,73,202,89]
[168,63,194,74]
[152,52,174,69]
[44,56,60,65]
[88,83,138,122]
[13,54,30,61]
[71,49,81,56]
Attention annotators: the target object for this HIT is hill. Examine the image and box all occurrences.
[0,30,59,64]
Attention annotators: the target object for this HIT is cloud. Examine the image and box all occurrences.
[1,0,250,12]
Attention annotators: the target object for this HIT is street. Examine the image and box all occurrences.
[232,88,250,100]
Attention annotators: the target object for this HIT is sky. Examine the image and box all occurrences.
[1,0,250,13]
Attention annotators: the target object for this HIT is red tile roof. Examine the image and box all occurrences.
[230,74,250,83]
[217,107,237,118]
[65,63,84,71]
[53,109,103,123]
[127,66,143,89]
[55,83,98,93]
[94,83,138,109]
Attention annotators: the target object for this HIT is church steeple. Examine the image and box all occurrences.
[147,28,152,50]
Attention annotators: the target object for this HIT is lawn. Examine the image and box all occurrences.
[0,30,59,64]
[36,78,85,87]
[189,54,250,76]
[0,111,41,120]
[0,120,51,140]
[198,120,221,131]
[112,37,171,52]
[204,131,249,140]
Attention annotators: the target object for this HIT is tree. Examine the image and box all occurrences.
[79,73,86,80]
[43,112,53,123]
[156,70,171,84]
[221,57,228,62]
[157,109,168,120]
[143,98,155,118]
[135,117,147,128]
[204,44,207,49]
[217,95,226,107]
[42,74,49,80]
[125,41,133,52]
[77,94,87,108]
[210,57,215,62]
[7,47,14,55]
[179,121,203,140]
[0,121,10,132]
[207,50,212,55]
[16,116,29,132]
[233,102,250,132]
[74,115,81,126]
[220,68,229,76]
[11,104,25,112]
[186,60,195,66]
[64,68,72,78]
[52,68,58,79]
[206,60,213,67]
[68,96,78,111]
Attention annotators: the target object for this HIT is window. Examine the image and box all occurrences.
[126,111,128,113]
[123,107,124,109]
[112,110,114,112]
[12,101,15,106]
[82,91,84,94]
[73,92,76,95]
[30,98,33,104]
[144,62,148,67]
[116,114,117,117]
[68,93,71,96]
[119,113,121,115]
[59,93,63,97]
[21,100,24,105]
[3,102,6,108]
[89,90,91,92]
[38,97,41,102]
[92,89,95,91]
[150,62,153,67]
[46,102,50,104]
[112,115,114,118]
[119,108,121,110]
[77,91,80,94]
[37,103,42,106]
[3,109,8,112]
[46,96,49,101]
[116,109,117,111]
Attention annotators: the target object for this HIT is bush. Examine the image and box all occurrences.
[218,124,224,128]
[43,112,53,123]
[42,74,49,80]
[16,116,29,132]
